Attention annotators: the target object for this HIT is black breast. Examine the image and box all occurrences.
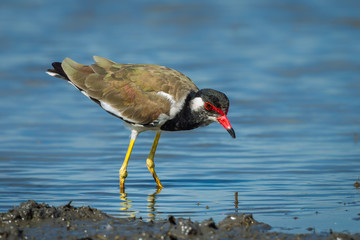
[160,92,208,131]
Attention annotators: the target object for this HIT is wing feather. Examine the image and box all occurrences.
[61,57,198,125]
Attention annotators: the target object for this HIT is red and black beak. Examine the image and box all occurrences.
[217,115,236,138]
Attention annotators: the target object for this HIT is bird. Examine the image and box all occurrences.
[47,56,235,192]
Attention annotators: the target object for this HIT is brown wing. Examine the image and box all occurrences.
[61,56,199,125]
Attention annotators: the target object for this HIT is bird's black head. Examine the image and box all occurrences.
[196,89,229,114]
[191,89,236,138]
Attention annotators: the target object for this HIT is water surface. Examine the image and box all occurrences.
[1,0,360,234]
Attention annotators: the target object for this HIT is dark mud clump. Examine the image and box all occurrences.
[1,200,359,240]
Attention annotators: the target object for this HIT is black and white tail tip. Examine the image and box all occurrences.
[46,62,68,80]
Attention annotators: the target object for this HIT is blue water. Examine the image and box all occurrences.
[1,0,360,234]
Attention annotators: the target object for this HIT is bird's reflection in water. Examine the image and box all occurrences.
[147,187,162,221]
[119,192,137,217]
[119,187,162,219]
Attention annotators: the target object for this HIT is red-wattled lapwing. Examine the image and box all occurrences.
[47,56,235,191]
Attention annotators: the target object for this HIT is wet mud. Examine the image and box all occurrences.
[0,200,358,240]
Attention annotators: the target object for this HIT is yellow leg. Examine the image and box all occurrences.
[146,131,163,189]
[120,131,137,193]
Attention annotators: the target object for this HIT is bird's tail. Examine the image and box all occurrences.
[46,62,69,80]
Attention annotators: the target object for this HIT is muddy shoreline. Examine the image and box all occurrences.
[0,200,358,240]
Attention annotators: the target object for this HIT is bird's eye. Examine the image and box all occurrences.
[204,102,214,111]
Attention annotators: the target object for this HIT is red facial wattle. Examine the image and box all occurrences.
[204,102,235,138]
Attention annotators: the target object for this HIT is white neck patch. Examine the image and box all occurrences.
[190,97,204,112]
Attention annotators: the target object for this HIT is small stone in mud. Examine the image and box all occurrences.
[168,215,176,225]
[200,218,217,230]
[169,218,200,237]
[218,213,271,231]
